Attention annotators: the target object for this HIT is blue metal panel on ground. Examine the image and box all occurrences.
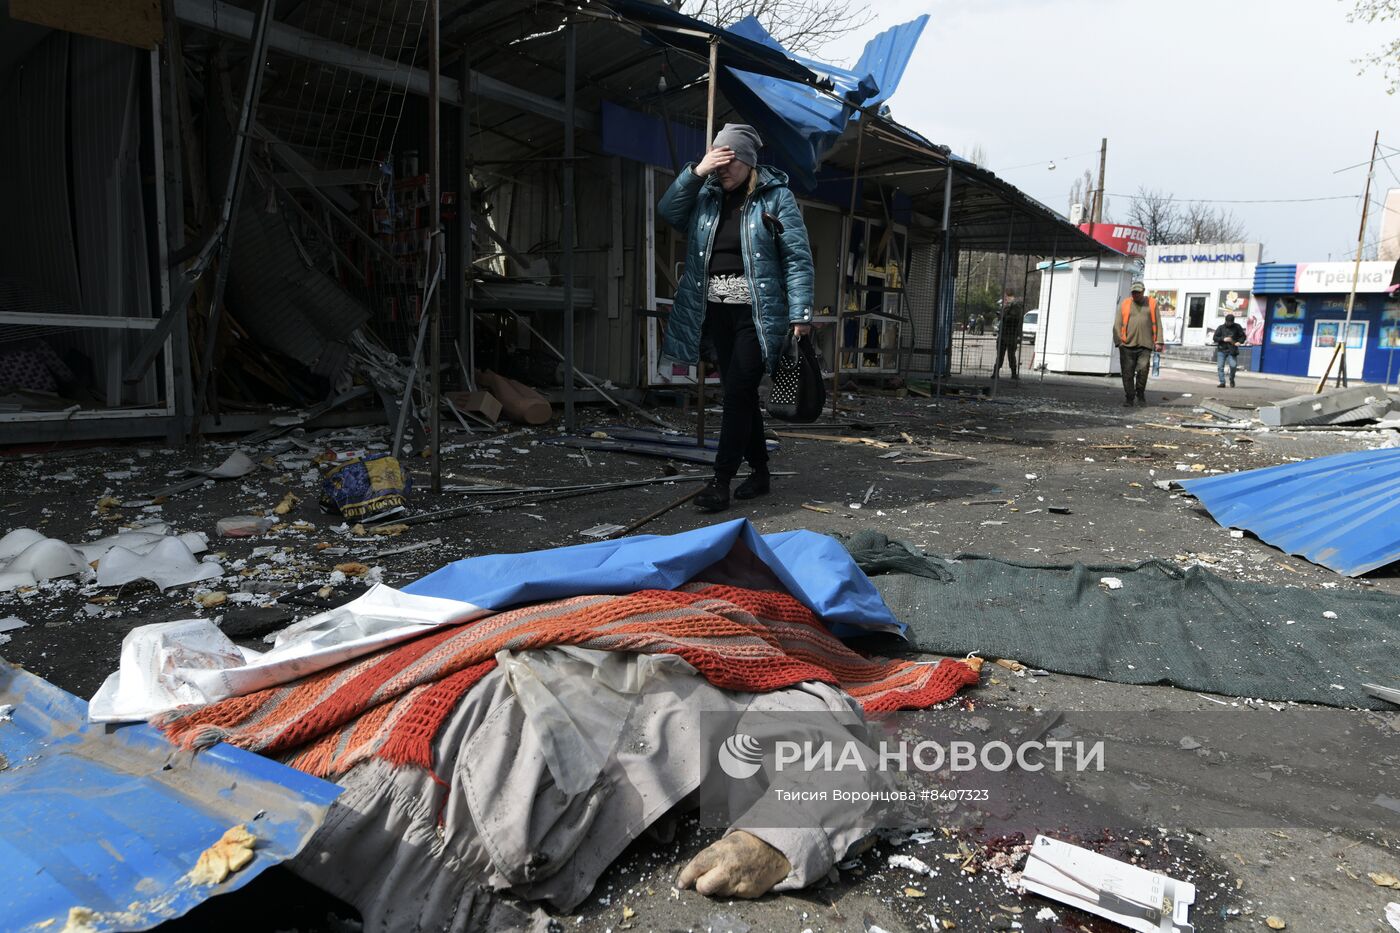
[0,664,341,932]
[1176,448,1400,576]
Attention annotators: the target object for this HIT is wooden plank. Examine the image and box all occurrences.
[12,0,162,49]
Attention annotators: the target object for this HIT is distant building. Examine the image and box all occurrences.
[1142,243,1260,348]
[1252,260,1400,383]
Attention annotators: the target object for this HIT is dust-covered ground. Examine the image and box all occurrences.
[3,363,1399,932]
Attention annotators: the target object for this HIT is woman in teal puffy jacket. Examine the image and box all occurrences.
[658,124,816,513]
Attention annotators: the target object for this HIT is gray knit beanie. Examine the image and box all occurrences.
[712,123,762,167]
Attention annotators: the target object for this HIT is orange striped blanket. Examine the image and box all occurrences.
[155,583,981,779]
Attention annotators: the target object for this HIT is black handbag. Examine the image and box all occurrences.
[766,333,826,423]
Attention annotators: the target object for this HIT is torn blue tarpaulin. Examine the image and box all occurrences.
[720,15,928,187]
[405,518,905,639]
[0,663,340,932]
[1176,447,1400,576]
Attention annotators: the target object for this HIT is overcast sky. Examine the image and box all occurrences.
[819,0,1399,261]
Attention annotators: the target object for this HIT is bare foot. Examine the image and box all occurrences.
[675,830,791,898]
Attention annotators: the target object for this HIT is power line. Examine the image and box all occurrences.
[1107,192,1358,205]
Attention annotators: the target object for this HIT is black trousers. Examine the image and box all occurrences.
[704,302,769,482]
[994,341,1019,378]
[1119,346,1152,399]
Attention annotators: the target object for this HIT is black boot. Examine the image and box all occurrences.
[694,478,731,513]
[1135,391,1147,406]
[734,469,771,500]
[1123,396,1135,407]
[1229,375,1236,387]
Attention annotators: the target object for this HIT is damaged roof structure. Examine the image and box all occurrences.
[0,0,1107,450]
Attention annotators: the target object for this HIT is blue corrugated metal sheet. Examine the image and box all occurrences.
[1177,448,1400,576]
[1252,263,1297,293]
[720,15,927,187]
[0,663,341,932]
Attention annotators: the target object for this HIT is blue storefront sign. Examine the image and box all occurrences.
[1253,262,1400,384]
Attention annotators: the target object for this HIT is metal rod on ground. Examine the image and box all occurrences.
[833,113,868,419]
[989,210,1014,398]
[934,164,953,401]
[697,36,720,447]
[505,309,668,427]
[562,20,578,434]
[1038,233,1059,380]
[428,0,443,492]
[392,298,435,459]
[189,0,273,443]
[1315,129,1380,394]
[606,487,704,539]
[406,474,713,525]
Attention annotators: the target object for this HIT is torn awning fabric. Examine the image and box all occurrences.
[718,15,928,188]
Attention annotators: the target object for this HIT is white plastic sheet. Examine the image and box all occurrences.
[96,538,223,591]
[89,584,486,722]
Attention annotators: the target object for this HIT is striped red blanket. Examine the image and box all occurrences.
[156,583,981,779]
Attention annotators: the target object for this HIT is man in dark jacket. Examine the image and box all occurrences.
[1212,313,1247,387]
[993,290,1023,380]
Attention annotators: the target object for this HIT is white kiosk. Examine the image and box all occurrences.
[1035,255,1141,374]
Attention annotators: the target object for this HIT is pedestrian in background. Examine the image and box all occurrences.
[1112,281,1162,407]
[657,124,815,514]
[1212,313,1247,388]
[993,289,1023,380]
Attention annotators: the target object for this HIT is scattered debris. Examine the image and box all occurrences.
[273,493,300,515]
[1100,576,1123,590]
[334,562,371,577]
[1021,835,1195,933]
[188,825,258,886]
[580,523,627,539]
[1265,917,1286,930]
[216,516,275,538]
[149,450,258,499]
[1371,872,1400,889]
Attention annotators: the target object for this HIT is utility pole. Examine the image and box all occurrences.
[1093,137,1108,224]
[1315,130,1380,392]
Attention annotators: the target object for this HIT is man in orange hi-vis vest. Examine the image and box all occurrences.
[1112,281,1163,406]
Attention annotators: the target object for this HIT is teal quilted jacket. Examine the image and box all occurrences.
[657,164,815,373]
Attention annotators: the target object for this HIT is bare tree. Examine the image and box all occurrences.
[965,143,989,168]
[1346,0,1400,94]
[678,0,874,55]
[1124,186,1250,245]
[1181,201,1247,244]
[1126,187,1186,245]
[1067,169,1100,221]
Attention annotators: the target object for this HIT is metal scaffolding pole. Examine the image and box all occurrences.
[696,36,718,447]
[428,0,443,492]
[458,52,474,391]
[934,164,953,401]
[1037,234,1059,380]
[562,20,578,433]
[832,113,867,419]
[989,210,1014,398]
[189,0,273,442]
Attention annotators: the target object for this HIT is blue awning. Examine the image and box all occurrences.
[720,15,929,188]
[0,664,341,931]
[1177,448,1400,576]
